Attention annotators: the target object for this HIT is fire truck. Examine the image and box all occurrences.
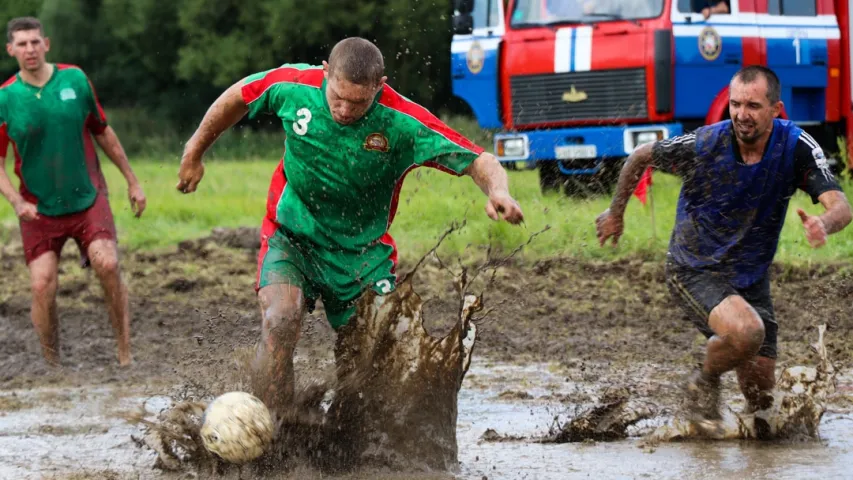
[450,0,852,194]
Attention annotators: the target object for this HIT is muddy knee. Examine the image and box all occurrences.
[711,296,765,358]
[258,285,306,349]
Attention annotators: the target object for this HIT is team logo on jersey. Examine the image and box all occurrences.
[466,40,485,75]
[698,27,722,61]
[364,133,390,152]
[812,147,834,181]
[59,88,77,101]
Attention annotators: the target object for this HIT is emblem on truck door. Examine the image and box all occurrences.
[698,26,722,61]
[467,41,485,74]
[561,86,588,103]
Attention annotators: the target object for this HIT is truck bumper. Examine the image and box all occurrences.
[495,123,684,175]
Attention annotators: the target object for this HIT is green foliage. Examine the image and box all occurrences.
[1,0,459,131]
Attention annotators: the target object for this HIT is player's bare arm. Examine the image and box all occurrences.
[93,126,146,217]
[463,152,524,225]
[0,153,38,221]
[177,81,249,194]
[595,142,655,246]
[796,190,852,248]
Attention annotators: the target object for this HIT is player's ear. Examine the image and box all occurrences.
[43,37,50,52]
[322,60,329,78]
[772,100,783,118]
[5,43,12,58]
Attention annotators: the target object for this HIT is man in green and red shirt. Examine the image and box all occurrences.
[0,17,146,367]
[177,37,524,414]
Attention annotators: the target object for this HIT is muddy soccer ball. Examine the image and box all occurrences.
[200,391,274,464]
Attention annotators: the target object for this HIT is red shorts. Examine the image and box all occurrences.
[19,192,117,266]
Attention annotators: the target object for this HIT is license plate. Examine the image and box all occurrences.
[555,145,597,160]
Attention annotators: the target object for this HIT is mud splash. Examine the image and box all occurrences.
[138,268,485,477]
[543,325,838,445]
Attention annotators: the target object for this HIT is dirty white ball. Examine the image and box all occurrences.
[200,391,274,464]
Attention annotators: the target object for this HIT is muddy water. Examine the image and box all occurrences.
[1,359,851,480]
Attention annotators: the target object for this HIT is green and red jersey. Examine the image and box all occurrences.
[241,63,484,253]
[0,64,109,216]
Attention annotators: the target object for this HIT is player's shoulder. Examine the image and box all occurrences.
[0,74,18,90]
[377,84,439,124]
[54,64,92,84]
[792,128,829,166]
[245,63,324,89]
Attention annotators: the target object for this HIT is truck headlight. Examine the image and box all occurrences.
[624,128,667,153]
[496,137,527,158]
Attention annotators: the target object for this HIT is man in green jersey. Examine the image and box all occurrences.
[0,17,146,367]
[177,37,524,414]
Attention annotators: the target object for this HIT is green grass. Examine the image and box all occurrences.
[2,158,850,266]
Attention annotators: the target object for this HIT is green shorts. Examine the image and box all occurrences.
[256,226,397,329]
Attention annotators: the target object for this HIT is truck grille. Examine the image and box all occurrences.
[509,69,648,125]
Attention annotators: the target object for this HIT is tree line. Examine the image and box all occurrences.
[2,0,460,131]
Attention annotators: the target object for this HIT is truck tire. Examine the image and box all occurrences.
[538,161,563,194]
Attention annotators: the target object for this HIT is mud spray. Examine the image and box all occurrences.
[137,223,545,478]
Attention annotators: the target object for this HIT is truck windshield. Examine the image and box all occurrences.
[510,0,664,26]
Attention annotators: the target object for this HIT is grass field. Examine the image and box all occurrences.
[1,157,850,266]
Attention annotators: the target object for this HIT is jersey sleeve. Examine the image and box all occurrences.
[793,132,843,204]
[395,101,484,175]
[651,132,697,176]
[241,64,318,119]
[79,70,108,135]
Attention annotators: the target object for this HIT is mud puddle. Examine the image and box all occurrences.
[2,359,851,480]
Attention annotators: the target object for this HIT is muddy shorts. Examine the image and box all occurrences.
[255,217,398,330]
[664,260,778,359]
[19,192,117,267]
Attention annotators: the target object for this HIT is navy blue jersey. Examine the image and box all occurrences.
[652,119,842,288]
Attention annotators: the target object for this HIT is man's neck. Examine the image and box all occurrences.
[19,63,54,87]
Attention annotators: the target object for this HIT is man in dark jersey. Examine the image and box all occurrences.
[177,38,524,415]
[0,17,146,367]
[596,66,851,437]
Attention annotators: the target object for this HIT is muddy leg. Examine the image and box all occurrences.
[252,284,306,416]
[28,252,60,367]
[88,239,132,366]
[687,295,765,427]
[736,356,776,410]
[705,296,765,378]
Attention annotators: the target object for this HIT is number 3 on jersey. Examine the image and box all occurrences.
[293,108,312,136]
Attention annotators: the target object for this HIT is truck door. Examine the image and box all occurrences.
[451,0,504,129]
[671,0,759,119]
[761,0,839,123]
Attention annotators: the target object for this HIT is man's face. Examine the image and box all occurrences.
[323,61,385,125]
[6,29,49,72]
[728,76,781,144]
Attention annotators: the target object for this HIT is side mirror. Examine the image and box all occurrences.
[455,0,474,15]
[453,14,474,35]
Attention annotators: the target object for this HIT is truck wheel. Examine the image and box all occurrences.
[538,161,563,194]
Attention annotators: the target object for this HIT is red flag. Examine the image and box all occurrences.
[633,167,653,206]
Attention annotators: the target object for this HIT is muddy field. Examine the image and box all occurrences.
[1,227,852,479]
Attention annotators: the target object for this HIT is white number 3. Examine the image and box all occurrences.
[293,108,312,135]
[375,279,392,294]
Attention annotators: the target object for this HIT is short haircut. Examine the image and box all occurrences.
[732,65,782,104]
[7,17,44,43]
[327,37,385,86]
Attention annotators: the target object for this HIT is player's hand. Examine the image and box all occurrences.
[486,191,524,224]
[128,182,147,218]
[13,200,39,222]
[797,208,827,248]
[177,157,205,194]
[595,208,624,247]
